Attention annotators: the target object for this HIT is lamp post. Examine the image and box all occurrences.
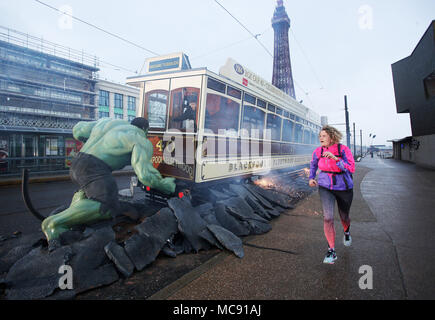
[368,134,376,157]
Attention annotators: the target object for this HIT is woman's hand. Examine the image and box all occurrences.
[309,179,318,187]
[323,151,338,161]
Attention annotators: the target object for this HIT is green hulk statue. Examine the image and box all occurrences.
[41,117,176,247]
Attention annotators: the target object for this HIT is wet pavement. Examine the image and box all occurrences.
[150,156,435,300]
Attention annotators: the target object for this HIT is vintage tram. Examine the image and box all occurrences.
[126,54,321,191]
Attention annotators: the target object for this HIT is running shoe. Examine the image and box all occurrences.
[323,249,337,264]
[343,232,352,247]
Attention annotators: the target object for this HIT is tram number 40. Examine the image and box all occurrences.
[155,140,163,152]
[155,140,176,153]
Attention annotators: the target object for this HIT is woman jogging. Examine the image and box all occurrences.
[308,125,355,264]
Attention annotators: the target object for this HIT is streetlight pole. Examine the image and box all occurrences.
[344,95,351,148]
[353,122,356,157]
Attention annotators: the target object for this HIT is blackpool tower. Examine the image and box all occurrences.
[271,0,296,99]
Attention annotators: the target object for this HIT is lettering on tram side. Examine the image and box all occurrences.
[151,155,163,164]
[172,158,194,179]
[272,157,296,167]
[244,68,289,103]
[228,159,264,172]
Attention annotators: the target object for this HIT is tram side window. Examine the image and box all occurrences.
[145,90,168,129]
[244,93,256,105]
[282,119,294,142]
[241,105,265,139]
[265,114,282,141]
[204,93,240,135]
[227,86,241,100]
[295,123,303,143]
[168,87,199,132]
[311,131,317,144]
[303,128,311,144]
[207,78,226,93]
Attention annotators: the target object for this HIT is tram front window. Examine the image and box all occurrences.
[169,87,199,132]
[241,105,264,139]
[204,93,239,135]
[146,90,168,129]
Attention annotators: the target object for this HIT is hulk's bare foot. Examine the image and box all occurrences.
[42,199,110,242]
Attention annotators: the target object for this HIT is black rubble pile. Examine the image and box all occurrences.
[0,173,312,300]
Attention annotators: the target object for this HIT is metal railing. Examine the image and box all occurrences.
[0,156,72,176]
[0,25,99,69]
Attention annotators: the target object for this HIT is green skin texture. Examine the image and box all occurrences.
[41,118,176,241]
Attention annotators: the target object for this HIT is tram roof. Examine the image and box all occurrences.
[126,65,321,125]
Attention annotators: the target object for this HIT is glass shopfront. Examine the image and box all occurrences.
[0,132,74,175]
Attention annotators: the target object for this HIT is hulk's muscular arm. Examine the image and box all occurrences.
[131,137,176,195]
[73,121,98,142]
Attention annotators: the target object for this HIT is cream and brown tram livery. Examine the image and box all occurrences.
[126,53,322,190]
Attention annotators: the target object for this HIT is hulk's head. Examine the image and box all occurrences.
[131,117,149,135]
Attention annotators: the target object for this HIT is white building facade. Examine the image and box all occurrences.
[95,80,140,122]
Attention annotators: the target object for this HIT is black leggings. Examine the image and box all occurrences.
[318,186,353,249]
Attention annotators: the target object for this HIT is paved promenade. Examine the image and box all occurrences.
[151,156,435,300]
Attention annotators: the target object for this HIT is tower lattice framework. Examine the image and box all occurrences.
[271,0,296,99]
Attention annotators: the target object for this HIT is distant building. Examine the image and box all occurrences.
[95,80,140,122]
[0,27,99,175]
[320,116,328,126]
[391,20,435,169]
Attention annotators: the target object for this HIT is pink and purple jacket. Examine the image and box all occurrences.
[309,143,355,190]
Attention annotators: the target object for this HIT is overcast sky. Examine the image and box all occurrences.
[1,0,434,146]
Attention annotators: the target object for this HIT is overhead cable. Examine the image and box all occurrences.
[34,0,159,56]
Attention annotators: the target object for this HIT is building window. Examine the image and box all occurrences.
[114,93,123,109]
[98,111,109,118]
[128,115,135,122]
[114,113,124,119]
[423,72,435,99]
[127,96,136,111]
[99,90,109,106]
